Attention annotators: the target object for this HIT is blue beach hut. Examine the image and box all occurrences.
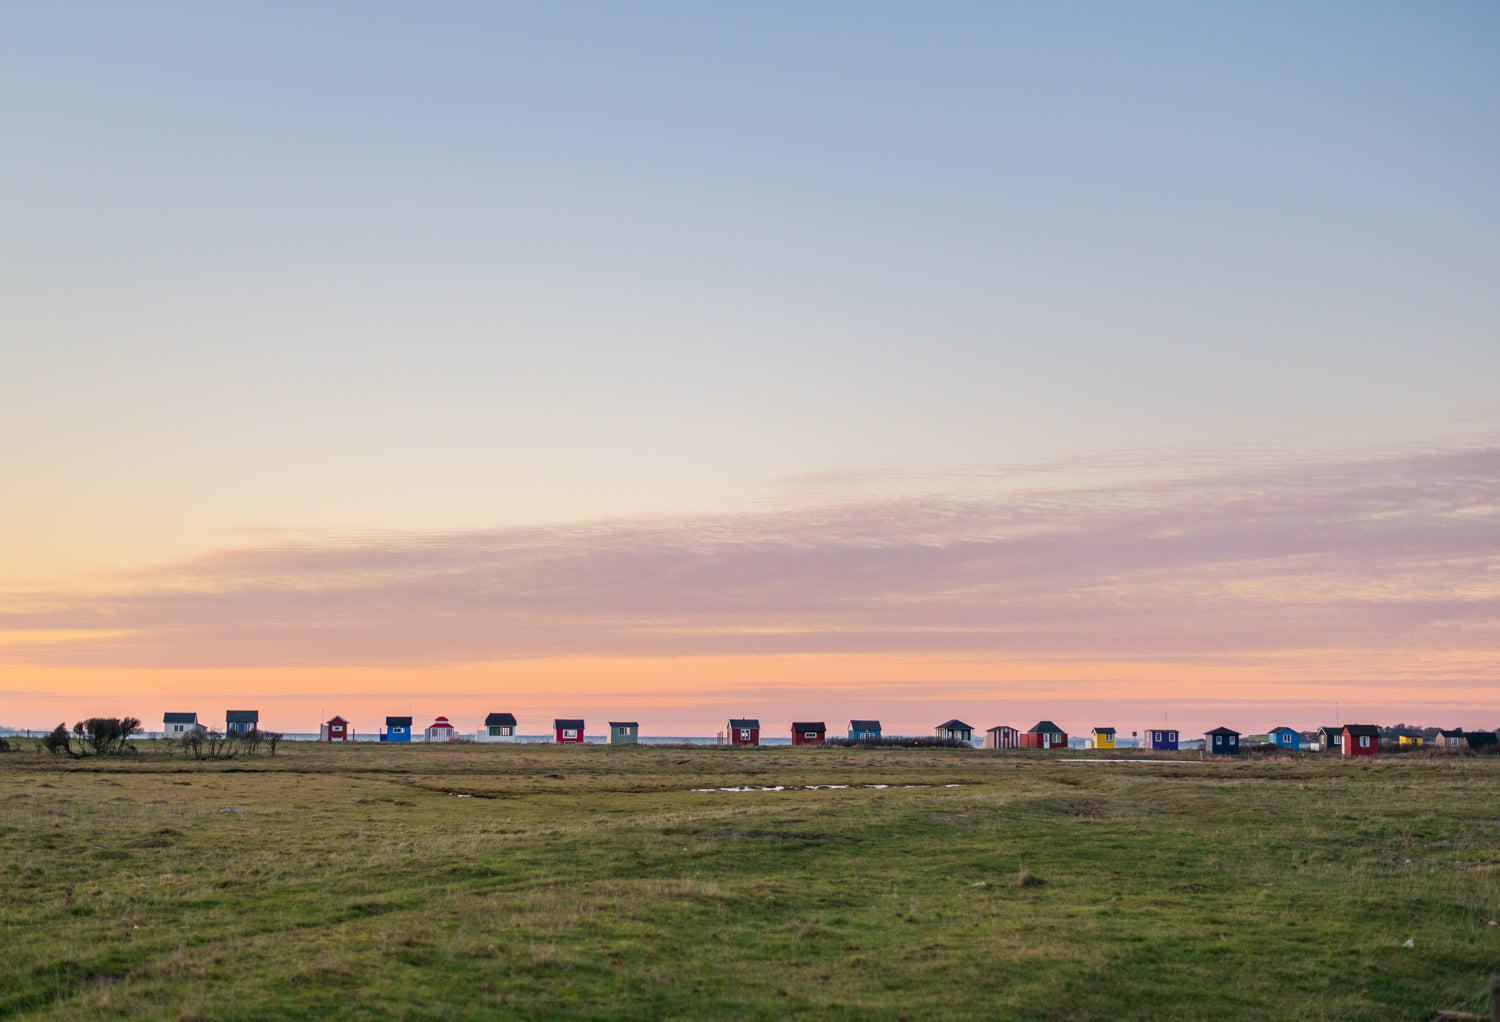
[1268,726,1299,751]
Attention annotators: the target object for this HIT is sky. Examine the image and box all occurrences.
[2,2,1497,738]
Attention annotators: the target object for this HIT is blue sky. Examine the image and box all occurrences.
[2,3,1497,732]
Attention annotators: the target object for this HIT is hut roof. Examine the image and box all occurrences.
[484,712,517,727]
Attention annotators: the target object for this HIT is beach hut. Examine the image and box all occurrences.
[727,719,760,746]
[1434,728,1465,749]
[1090,727,1116,750]
[935,720,974,743]
[1021,721,1067,750]
[225,710,259,737]
[320,715,350,741]
[848,720,882,740]
[791,722,826,746]
[381,716,413,743]
[1462,731,1498,751]
[1143,728,1179,750]
[1394,729,1424,746]
[609,721,639,744]
[480,712,517,740]
[554,719,586,744]
[424,716,456,742]
[1268,726,1299,751]
[1206,726,1241,755]
[163,712,202,737]
[1341,724,1379,757]
[985,725,1020,749]
[1317,726,1343,752]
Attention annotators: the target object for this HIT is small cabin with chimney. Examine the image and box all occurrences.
[727,719,760,746]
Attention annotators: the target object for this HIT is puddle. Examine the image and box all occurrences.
[691,783,960,793]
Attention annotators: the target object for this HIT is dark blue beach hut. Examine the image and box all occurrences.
[1206,726,1240,755]
[1144,728,1179,750]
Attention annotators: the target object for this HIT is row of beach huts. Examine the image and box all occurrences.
[149,711,1500,755]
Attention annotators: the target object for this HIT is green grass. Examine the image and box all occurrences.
[1,742,1497,1020]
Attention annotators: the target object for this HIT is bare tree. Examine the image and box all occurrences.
[204,729,233,760]
[180,729,206,760]
[264,731,284,755]
[241,729,264,756]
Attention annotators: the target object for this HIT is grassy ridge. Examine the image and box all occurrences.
[1,743,1497,1020]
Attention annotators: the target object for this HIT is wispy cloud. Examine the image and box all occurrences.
[4,445,1497,670]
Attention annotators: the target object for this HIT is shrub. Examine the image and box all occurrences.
[41,723,74,758]
[71,717,143,756]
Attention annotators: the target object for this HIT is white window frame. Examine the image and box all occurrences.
[563,729,577,739]
[739,729,751,741]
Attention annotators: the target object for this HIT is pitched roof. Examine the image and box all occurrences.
[163,712,197,723]
[986,724,1017,733]
[225,710,258,723]
[326,715,349,724]
[608,721,639,728]
[849,719,881,730]
[553,719,585,729]
[1205,726,1240,736]
[1092,726,1115,734]
[791,721,826,731]
[728,718,760,729]
[1028,721,1063,734]
[427,717,454,728]
[1342,724,1380,737]
[1464,731,1499,748]
[937,719,974,730]
[1437,728,1464,737]
[1268,726,1297,735]
[484,712,517,727]
[385,716,413,727]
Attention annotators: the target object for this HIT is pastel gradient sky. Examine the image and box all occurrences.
[3,3,1497,737]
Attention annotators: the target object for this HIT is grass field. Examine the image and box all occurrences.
[1,741,1497,1020]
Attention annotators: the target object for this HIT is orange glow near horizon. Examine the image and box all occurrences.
[5,648,1496,740]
